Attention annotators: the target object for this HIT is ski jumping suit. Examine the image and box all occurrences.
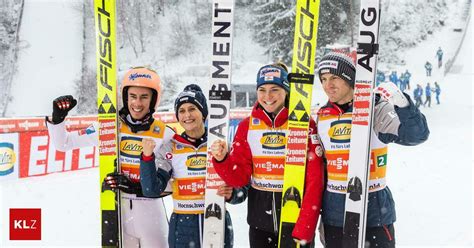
[140,132,247,248]
[47,119,173,248]
[316,94,429,247]
[213,103,325,247]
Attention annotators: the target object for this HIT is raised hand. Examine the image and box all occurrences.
[142,138,156,157]
[51,95,77,124]
[210,139,228,162]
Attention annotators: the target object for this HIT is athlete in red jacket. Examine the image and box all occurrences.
[211,63,325,247]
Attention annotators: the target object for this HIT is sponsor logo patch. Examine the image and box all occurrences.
[259,68,281,82]
[260,132,286,150]
[0,142,16,176]
[185,154,206,171]
[328,120,351,143]
[120,137,143,158]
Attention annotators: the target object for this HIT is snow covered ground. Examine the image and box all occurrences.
[4,0,83,117]
[0,1,473,248]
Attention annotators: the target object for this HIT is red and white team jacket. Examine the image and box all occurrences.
[213,103,325,242]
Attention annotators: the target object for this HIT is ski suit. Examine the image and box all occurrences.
[316,94,429,247]
[389,72,398,87]
[436,48,443,68]
[140,132,247,248]
[212,103,325,247]
[424,84,432,107]
[413,86,423,108]
[47,119,173,248]
[434,84,441,104]
[404,71,411,89]
[425,62,433,76]
[376,71,385,86]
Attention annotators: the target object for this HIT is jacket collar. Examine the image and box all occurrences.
[251,102,288,128]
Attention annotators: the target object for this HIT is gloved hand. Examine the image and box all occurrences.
[51,95,77,124]
[374,82,409,108]
[293,238,309,246]
[102,172,138,194]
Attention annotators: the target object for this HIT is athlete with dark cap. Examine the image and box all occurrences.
[315,52,430,248]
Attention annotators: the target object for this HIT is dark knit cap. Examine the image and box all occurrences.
[174,84,208,120]
[318,52,356,87]
[256,64,290,92]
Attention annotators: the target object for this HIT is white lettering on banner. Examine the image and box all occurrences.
[327,158,349,170]
[287,150,305,155]
[28,136,48,176]
[99,128,115,135]
[100,139,115,146]
[255,162,284,171]
[18,120,40,130]
[100,147,115,153]
[286,156,305,163]
[47,148,73,173]
[0,123,15,130]
[179,183,205,192]
[100,121,116,128]
[287,137,306,144]
[206,173,221,180]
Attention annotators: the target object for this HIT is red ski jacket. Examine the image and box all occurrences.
[213,102,325,242]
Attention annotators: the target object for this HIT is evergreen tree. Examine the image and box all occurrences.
[251,1,295,65]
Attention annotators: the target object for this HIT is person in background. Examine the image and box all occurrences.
[376,70,385,86]
[140,84,247,248]
[434,82,441,104]
[403,69,411,90]
[398,73,407,92]
[389,71,398,87]
[424,82,432,107]
[210,63,325,247]
[413,84,424,108]
[425,61,433,76]
[436,47,444,68]
[315,52,429,248]
[46,67,173,248]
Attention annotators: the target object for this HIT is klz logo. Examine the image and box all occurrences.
[9,208,41,240]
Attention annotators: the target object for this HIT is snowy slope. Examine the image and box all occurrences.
[4,0,83,118]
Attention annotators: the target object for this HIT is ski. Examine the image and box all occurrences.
[342,1,381,247]
[278,0,320,247]
[94,0,121,247]
[203,0,235,247]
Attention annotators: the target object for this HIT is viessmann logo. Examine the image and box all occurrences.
[260,132,286,150]
[0,142,16,176]
[329,120,352,143]
[120,137,143,158]
[9,208,41,240]
[185,154,206,171]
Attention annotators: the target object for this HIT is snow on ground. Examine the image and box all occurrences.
[0,1,472,248]
[5,0,83,118]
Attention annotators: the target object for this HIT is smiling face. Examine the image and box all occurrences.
[320,73,354,104]
[127,86,153,120]
[177,102,204,133]
[257,84,287,114]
